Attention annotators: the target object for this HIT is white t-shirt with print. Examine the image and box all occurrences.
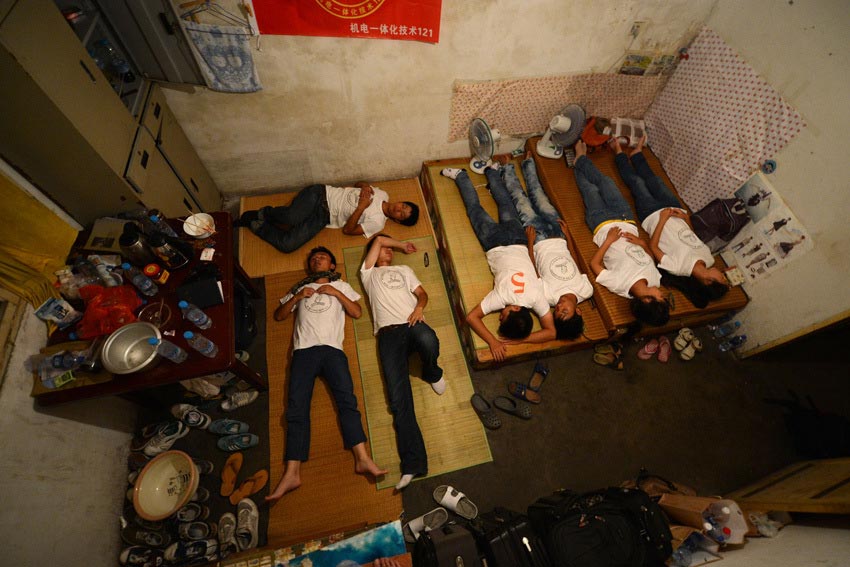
[479,245,549,317]
[592,222,661,299]
[325,185,389,238]
[360,263,423,335]
[280,280,361,351]
[534,238,594,306]
[642,209,715,277]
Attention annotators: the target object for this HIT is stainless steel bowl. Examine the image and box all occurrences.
[101,321,162,374]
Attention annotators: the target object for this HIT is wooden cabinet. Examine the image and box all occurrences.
[0,0,221,226]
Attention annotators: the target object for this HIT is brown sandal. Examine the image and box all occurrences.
[220,452,243,497]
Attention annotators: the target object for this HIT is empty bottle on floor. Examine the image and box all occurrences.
[178,300,212,329]
[184,331,219,358]
[709,320,741,339]
[718,334,747,352]
[149,337,188,364]
[122,263,159,297]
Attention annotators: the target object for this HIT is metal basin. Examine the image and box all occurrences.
[101,321,161,374]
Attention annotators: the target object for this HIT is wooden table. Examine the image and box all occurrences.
[36,212,267,406]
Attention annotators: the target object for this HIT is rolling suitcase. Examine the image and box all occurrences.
[468,507,552,567]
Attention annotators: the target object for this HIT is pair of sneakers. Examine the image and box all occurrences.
[131,421,190,457]
[218,498,259,557]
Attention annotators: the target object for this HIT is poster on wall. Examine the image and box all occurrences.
[252,0,442,43]
[721,171,812,283]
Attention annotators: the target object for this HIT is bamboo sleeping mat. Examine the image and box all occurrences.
[238,179,434,278]
[264,271,401,548]
[525,136,749,336]
[419,157,608,368]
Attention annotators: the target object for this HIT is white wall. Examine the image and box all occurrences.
[164,0,717,193]
[706,0,850,354]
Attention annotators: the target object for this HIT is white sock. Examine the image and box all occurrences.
[440,168,463,180]
[395,474,414,490]
[430,377,446,395]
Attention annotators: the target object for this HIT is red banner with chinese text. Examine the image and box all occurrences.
[253,0,442,43]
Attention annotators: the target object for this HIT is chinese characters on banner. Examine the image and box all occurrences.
[252,0,442,43]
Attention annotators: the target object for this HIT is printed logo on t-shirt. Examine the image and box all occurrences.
[625,244,652,266]
[379,269,406,290]
[677,227,703,249]
[510,272,525,294]
[546,256,578,281]
[304,294,333,314]
[346,189,360,209]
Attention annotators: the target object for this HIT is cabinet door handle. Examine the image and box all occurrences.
[184,198,195,211]
[79,60,97,83]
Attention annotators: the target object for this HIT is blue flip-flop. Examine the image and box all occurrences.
[527,361,550,393]
[507,381,541,404]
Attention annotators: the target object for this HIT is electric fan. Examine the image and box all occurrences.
[536,104,586,159]
[468,118,501,174]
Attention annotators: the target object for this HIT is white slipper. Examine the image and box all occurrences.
[673,328,694,351]
[680,337,703,361]
[402,507,448,543]
[433,485,478,520]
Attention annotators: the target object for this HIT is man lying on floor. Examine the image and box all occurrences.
[360,234,447,490]
[265,246,386,503]
[236,182,420,253]
[441,166,556,362]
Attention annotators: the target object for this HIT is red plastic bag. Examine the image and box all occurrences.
[76,284,142,339]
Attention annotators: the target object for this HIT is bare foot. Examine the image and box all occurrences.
[631,134,647,156]
[608,136,623,154]
[265,472,301,503]
[355,457,389,478]
[575,140,587,159]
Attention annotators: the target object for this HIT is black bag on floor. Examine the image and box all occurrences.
[528,487,672,567]
[467,507,552,567]
[413,523,481,567]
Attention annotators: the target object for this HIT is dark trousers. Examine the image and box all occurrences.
[253,184,331,253]
[377,323,443,476]
[284,345,367,462]
[615,153,681,222]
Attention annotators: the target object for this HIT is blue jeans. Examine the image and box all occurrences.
[615,153,681,222]
[377,322,442,476]
[502,159,562,242]
[253,184,331,253]
[284,345,367,462]
[574,156,635,232]
[454,170,527,251]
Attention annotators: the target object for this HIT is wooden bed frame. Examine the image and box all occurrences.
[525,136,749,337]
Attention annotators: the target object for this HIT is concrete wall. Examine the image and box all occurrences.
[706,0,850,355]
[164,0,717,193]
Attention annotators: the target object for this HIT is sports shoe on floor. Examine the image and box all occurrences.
[235,350,250,362]
[178,521,217,541]
[119,545,164,567]
[122,506,165,533]
[221,389,259,412]
[440,168,464,180]
[209,418,250,435]
[192,459,214,475]
[190,486,210,503]
[128,470,139,486]
[235,498,259,551]
[170,404,211,429]
[163,539,218,564]
[121,525,171,548]
[137,421,190,457]
[139,420,171,439]
[176,502,210,523]
[217,433,259,452]
[218,513,238,559]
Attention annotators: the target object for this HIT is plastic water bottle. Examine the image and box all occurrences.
[122,263,159,297]
[149,210,179,238]
[178,301,212,329]
[702,516,729,543]
[709,321,741,339]
[184,331,219,358]
[669,545,693,567]
[51,352,86,370]
[149,337,188,363]
[718,334,747,352]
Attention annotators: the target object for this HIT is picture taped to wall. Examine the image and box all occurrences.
[253,0,442,43]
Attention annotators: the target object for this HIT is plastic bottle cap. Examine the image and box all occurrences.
[703,522,713,531]
[121,263,131,269]
[722,527,731,535]
[147,337,160,345]
[178,301,189,308]
[183,331,194,339]
[150,215,160,222]
[721,506,731,515]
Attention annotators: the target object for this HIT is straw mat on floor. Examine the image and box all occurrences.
[264,271,401,547]
[419,158,608,367]
[239,178,434,278]
[342,236,492,490]
[526,137,749,334]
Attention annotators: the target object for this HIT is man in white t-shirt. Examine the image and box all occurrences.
[573,141,670,326]
[611,137,729,306]
[266,246,387,503]
[236,182,420,253]
[441,166,556,362]
[499,154,594,341]
[360,235,446,490]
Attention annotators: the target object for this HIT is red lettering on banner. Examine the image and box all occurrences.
[511,272,525,294]
[253,0,442,43]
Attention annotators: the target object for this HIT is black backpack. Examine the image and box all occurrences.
[528,488,672,567]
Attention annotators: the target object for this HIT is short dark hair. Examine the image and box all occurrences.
[498,307,533,339]
[629,297,670,327]
[307,246,336,269]
[399,202,419,227]
[554,313,584,340]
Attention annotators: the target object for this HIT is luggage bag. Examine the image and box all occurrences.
[468,507,552,567]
